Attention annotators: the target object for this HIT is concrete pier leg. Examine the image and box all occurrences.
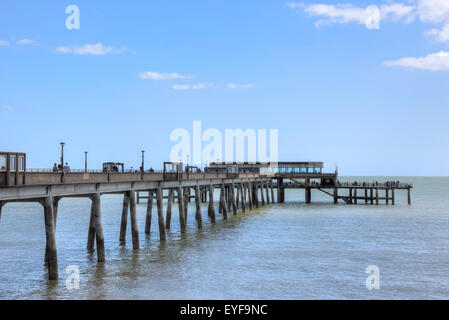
[408,188,411,205]
[254,183,259,208]
[333,188,338,204]
[87,201,96,251]
[145,191,154,234]
[119,192,129,244]
[260,181,265,205]
[92,193,105,262]
[226,185,232,213]
[166,189,174,229]
[386,189,389,205]
[220,184,228,219]
[0,202,4,222]
[376,188,379,205]
[129,191,140,250]
[236,186,240,209]
[194,185,203,229]
[247,183,253,210]
[305,188,311,204]
[43,197,58,280]
[270,181,275,203]
[230,183,237,215]
[392,189,395,205]
[208,185,216,223]
[370,189,374,205]
[265,181,270,204]
[240,183,246,213]
[156,188,166,240]
[277,178,281,203]
[183,188,189,224]
[177,187,186,233]
[365,189,368,204]
[52,197,59,226]
[354,189,357,205]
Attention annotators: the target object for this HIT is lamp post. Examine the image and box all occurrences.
[60,142,65,171]
[84,151,88,172]
[141,150,145,172]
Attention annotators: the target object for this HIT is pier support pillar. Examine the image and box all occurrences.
[220,184,228,219]
[194,185,203,229]
[247,183,253,210]
[129,191,140,249]
[236,186,240,209]
[386,189,389,205]
[270,180,275,203]
[365,189,368,204]
[166,189,174,229]
[240,183,246,213]
[305,187,311,204]
[370,189,374,205]
[376,188,379,205]
[354,189,357,205]
[260,181,265,206]
[183,188,189,224]
[208,185,216,223]
[0,201,4,222]
[119,192,129,244]
[230,183,237,215]
[87,201,96,251]
[333,188,338,204]
[254,183,259,208]
[408,188,411,205]
[145,191,154,234]
[265,181,270,204]
[92,193,105,262]
[392,189,395,205]
[43,196,58,280]
[177,187,186,233]
[156,188,166,241]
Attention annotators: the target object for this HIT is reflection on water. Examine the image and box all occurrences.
[1,177,449,299]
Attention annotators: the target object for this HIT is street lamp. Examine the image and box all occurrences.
[141,150,145,172]
[60,142,65,171]
[84,151,88,172]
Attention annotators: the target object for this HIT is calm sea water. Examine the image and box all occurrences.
[0,177,449,300]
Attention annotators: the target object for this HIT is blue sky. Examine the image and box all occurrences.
[1,0,448,175]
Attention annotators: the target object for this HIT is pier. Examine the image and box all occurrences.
[0,153,412,280]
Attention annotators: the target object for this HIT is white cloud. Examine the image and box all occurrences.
[56,43,126,55]
[16,39,38,45]
[227,83,256,89]
[171,83,213,90]
[0,40,10,46]
[1,105,14,111]
[417,0,449,24]
[287,2,414,28]
[383,51,449,71]
[139,71,195,80]
[426,23,449,42]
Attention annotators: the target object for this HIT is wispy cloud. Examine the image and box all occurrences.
[1,105,14,111]
[383,51,449,71]
[0,40,10,47]
[139,71,195,80]
[171,83,213,90]
[56,43,126,55]
[227,83,256,89]
[16,39,38,45]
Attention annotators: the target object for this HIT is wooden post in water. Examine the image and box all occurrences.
[165,188,174,229]
[220,183,228,219]
[247,182,253,210]
[349,188,353,205]
[87,200,96,250]
[226,185,232,213]
[177,187,186,233]
[145,191,154,234]
[333,188,338,204]
[43,196,58,280]
[236,185,240,209]
[408,188,411,205]
[240,183,246,213]
[119,192,129,244]
[254,182,259,208]
[376,188,379,205]
[156,188,166,240]
[260,181,265,205]
[230,183,237,215]
[194,185,203,229]
[354,189,357,205]
[265,181,270,204]
[208,185,216,223]
[129,190,140,249]
[183,187,189,224]
[392,189,395,205]
[370,189,374,205]
[365,189,368,204]
[0,201,4,222]
[92,193,105,262]
[270,180,275,203]
[386,189,389,205]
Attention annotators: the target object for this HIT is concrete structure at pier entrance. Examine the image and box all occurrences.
[0,154,412,281]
